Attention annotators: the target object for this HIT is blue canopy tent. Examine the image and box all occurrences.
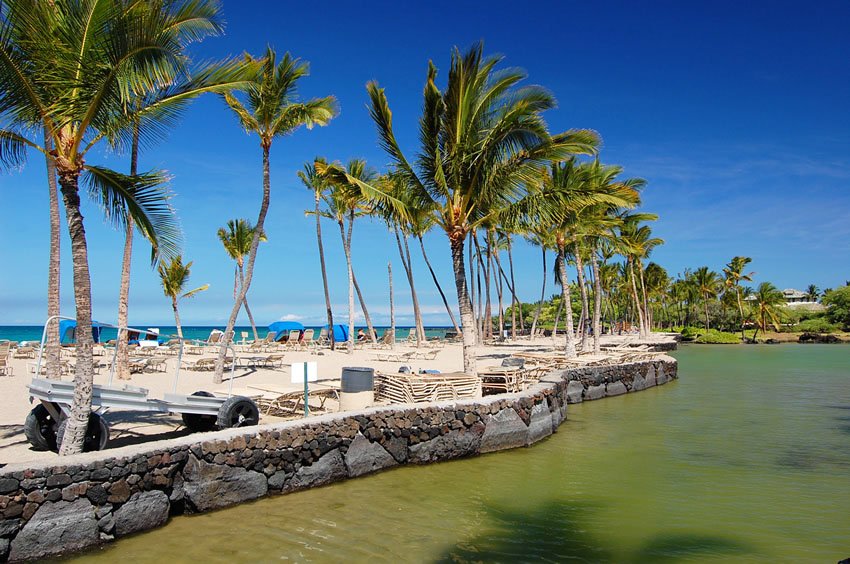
[328,324,348,343]
[58,319,104,344]
[268,321,305,342]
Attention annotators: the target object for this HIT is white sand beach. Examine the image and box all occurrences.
[0,334,667,466]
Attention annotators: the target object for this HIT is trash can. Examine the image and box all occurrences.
[340,367,374,411]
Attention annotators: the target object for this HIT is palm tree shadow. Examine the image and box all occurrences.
[631,533,752,563]
[434,500,754,563]
[435,500,612,563]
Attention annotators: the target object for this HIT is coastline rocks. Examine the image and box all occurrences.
[585,384,606,401]
[606,381,627,397]
[283,450,347,492]
[526,402,553,444]
[113,491,169,537]
[344,435,397,477]
[409,425,484,463]
[479,408,528,453]
[566,381,584,403]
[9,499,98,561]
[183,455,267,512]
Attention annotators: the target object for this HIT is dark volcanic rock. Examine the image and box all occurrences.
[283,450,347,492]
[182,454,267,512]
[9,499,98,561]
[344,434,397,477]
[113,490,169,537]
[526,402,553,444]
[479,408,528,453]
[408,425,483,463]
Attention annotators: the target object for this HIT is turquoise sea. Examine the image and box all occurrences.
[0,325,452,344]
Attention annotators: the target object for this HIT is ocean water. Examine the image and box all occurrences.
[0,325,452,345]
[64,344,850,562]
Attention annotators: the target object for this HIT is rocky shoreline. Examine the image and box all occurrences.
[0,355,677,562]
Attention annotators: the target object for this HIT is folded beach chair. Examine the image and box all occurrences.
[317,327,330,347]
[0,342,12,376]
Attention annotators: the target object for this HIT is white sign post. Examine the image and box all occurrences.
[290,362,318,417]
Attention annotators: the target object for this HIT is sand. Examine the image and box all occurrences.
[0,334,659,466]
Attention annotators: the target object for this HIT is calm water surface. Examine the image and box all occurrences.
[69,345,850,563]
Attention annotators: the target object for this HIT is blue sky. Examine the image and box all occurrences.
[1,0,849,326]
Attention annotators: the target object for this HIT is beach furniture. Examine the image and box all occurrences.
[375,371,481,404]
[478,358,527,394]
[24,316,261,453]
[410,349,439,361]
[283,329,301,350]
[300,328,316,350]
[250,385,339,417]
[373,351,415,362]
[0,342,12,376]
[13,345,36,359]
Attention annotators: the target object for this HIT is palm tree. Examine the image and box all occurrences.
[749,282,784,342]
[114,0,226,381]
[325,43,599,371]
[217,219,267,341]
[214,47,336,382]
[158,257,209,339]
[299,158,335,349]
[693,266,720,329]
[0,0,224,454]
[723,256,754,340]
[805,284,820,303]
[618,214,662,338]
[320,159,381,351]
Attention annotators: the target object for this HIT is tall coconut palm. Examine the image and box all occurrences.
[158,256,208,339]
[217,219,267,341]
[693,266,720,329]
[723,256,754,340]
[214,47,336,382]
[299,158,335,349]
[320,159,381,351]
[618,213,662,338]
[322,43,599,371]
[114,0,225,381]
[0,0,234,454]
[749,282,784,342]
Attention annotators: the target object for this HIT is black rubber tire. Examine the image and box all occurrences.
[55,412,109,453]
[24,403,61,451]
[182,391,218,433]
[216,396,260,430]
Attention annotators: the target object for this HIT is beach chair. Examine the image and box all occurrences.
[0,342,12,376]
[283,330,301,350]
[180,357,216,371]
[317,327,330,347]
[13,345,36,359]
[404,328,416,343]
[300,329,316,351]
[239,331,249,345]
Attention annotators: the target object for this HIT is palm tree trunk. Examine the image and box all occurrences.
[628,259,646,339]
[338,219,355,354]
[347,212,377,345]
[396,230,425,345]
[238,265,259,341]
[703,294,711,330]
[638,262,650,337]
[315,191,335,349]
[493,246,504,339]
[506,239,523,336]
[736,288,745,341]
[172,296,183,339]
[116,124,139,381]
[530,247,546,338]
[575,252,590,351]
[56,169,94,456]
[590,251,602,353]
[556,246,577,357]
[388,262,395,350]
[449,230,476,373]
[418,236,461,335]
[467,233,478,342]
[215,142,272,383]
[552,297,564,340]
[44,131,61,381]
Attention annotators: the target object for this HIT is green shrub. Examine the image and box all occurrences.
[680,327,741,343]
[794,318,841,333]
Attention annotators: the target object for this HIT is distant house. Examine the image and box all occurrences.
[782,288,809,304]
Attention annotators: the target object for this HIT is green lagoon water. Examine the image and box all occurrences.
[70,345,850,563]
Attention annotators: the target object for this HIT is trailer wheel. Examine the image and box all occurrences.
[55,413,109,453]
[182,391,218,433]
[216,396,259,429]
[24,403,61,451]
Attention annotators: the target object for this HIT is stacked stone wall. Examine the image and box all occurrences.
[0,356,677,562]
